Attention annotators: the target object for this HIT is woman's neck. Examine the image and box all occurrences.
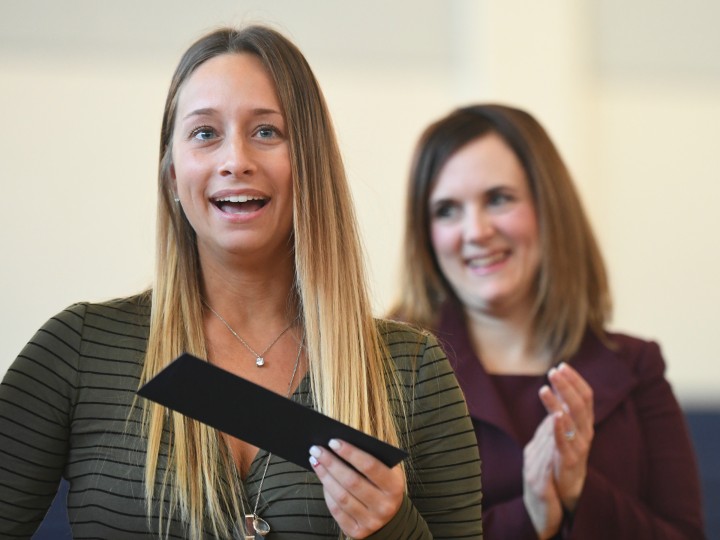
[464,304,551,375]
[200,249,298,327]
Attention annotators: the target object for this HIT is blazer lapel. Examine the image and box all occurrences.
[569,332,637,425]
[436,303,524,443]
[437,303,638,438]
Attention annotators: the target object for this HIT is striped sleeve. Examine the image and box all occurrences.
[0,303,86,537]
[370,322,483,539]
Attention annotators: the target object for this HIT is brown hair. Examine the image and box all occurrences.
[390,104,611,359]
[144,25,403,538]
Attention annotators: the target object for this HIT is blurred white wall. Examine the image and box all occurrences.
[1,0,718,405]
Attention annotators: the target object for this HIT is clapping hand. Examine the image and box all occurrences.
[540,362,594,511]
[523,362,594,538]
[523,413,564,539]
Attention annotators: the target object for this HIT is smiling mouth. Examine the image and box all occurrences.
[466,251,508,269]
[212,194,269,214]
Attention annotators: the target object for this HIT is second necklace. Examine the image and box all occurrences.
[204,301,294,367]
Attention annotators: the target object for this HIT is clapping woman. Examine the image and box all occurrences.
[0,27,483,539]
[391,104,704,539]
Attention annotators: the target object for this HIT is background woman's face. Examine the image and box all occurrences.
[428,133,541,317]
[170,52,294,264]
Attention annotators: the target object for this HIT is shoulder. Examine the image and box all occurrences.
[376,317,431,344]
[82,292,152,319]
[47,292,151,323]
[376,318,447,364]
[605,330,659,353]
[6,293,149,391]
[603,330,666,372]
[573,330,679,429]
[48,292,150,334]
[577,330,668,389]
[86,292,151,324]
[375,318,459,390]
[30,293,151,358]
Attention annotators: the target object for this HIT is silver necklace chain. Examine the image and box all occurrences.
[246,337,304,538]
[204,301,294,367]
[202,300,303,537]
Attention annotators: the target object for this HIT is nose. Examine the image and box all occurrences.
[463,206,495,244]
[218,134,256,177]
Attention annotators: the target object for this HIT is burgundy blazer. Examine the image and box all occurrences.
[435,302,705,540]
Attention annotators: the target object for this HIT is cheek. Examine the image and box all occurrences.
[501,205,539,247]
[503,208,541,275]
[430,224,460,257]
[276,151,293,186]
[170,148,188,184]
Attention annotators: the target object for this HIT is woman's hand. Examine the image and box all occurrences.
[309,439,405,539]
[523,414,564,539]
[540,362,595,512]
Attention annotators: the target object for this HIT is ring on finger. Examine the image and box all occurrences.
[564,429,576,441]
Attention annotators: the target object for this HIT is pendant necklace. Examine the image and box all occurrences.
[243,336,304,539]
[204,301,294,367]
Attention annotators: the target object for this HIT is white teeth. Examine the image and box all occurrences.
[467,252,506,268]
[214,195,265,203]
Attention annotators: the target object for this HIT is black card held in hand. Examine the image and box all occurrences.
[137,353,408,471]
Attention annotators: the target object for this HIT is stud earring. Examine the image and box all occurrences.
[173,196,180,202]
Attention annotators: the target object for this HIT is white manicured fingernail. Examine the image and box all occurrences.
[328,439,341,451]
[309,456,319,467]
[309,445,322,458]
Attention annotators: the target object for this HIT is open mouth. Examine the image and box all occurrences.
[212,194,269,214]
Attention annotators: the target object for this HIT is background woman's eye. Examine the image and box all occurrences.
[488,191,512,206]
[432,202,459,219]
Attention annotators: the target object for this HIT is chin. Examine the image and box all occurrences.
[464,290,515,314]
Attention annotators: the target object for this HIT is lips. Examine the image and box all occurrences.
[465,251,509,270]
[211,194,268,215]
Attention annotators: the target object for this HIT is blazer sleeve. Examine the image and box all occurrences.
[568,341,706,540]
[481,496,539,539]
[0,304,85,537]
[368,328,484,539]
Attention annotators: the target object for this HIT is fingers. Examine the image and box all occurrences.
[544,363,594,464]
[545,363,594,436]
[538,384,564,415]
[309,439,404,538]
[537,364,594,513]
[524,414,558,493]
[550,363,593,411]
[523,416,564,539]
[525,415,555,477]
[552,410,582,457]
[550,409,590,512]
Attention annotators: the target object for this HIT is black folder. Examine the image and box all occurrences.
[137,353,408,471]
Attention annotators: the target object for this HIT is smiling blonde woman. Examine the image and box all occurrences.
[0,26,483,539]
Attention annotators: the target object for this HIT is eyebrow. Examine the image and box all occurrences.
[181,107,283,121]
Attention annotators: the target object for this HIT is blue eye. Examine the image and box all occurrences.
[190,126,216,141]
[255,125,279,139]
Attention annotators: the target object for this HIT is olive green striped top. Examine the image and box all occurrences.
[0,294,482,538]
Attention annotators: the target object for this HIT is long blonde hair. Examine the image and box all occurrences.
[142,25,402,538]
[390,104,611,360]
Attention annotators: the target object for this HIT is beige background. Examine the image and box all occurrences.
[1,0,718,405]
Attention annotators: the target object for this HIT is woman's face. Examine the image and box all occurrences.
[428,133,541,317]
[170,52,293,264]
